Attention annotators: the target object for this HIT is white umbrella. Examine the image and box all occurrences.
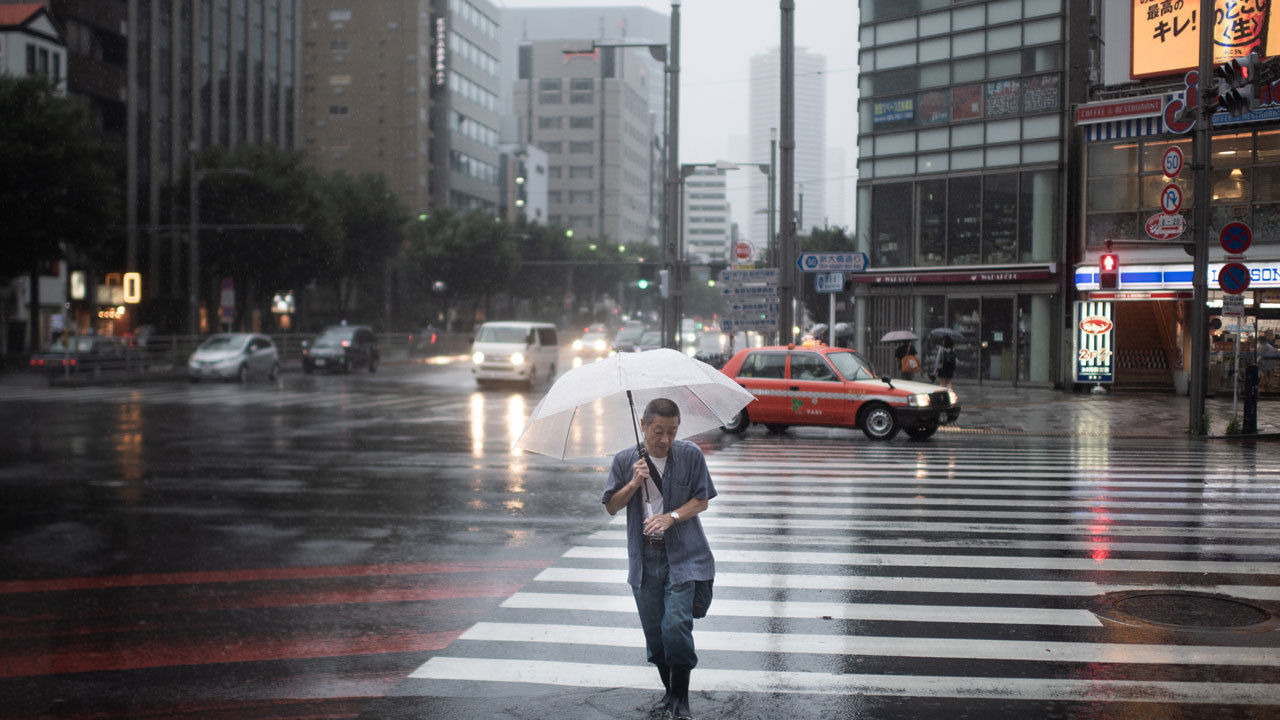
[514,348,756,460]
[880,330,918,342]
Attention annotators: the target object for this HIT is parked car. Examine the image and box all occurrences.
[29,335,141,384]
[303,324,380,374]
[612,322,647,353]
[188,333,280,383]
[470,321,558,387]
[719,345,961,440]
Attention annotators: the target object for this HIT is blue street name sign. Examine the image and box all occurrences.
[797,252,869,273]
[814,272,845,293]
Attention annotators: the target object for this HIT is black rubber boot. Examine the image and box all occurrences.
[669,666,692,720]
[650,663,672,716]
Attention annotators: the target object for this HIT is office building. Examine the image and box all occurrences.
[513,40,654,248]
[682,167,731,264]
[749,46,826,246]
[303,0,503,215]
[854,0,1086,386]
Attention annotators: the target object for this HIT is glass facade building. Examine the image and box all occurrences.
[854,0,1086,385]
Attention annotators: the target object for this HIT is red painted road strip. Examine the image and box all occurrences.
[0,560,551,594]
[0,628,465,678]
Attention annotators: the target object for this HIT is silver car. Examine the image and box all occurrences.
[188,333,280,382]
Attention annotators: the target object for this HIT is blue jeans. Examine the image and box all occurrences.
[632,543,697,669]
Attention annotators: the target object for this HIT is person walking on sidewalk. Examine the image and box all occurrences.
[896,341,921,380]
[933,337,956,389]
[603,398,717,720]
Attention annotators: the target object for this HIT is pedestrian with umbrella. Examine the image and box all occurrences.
[515,349,753,720]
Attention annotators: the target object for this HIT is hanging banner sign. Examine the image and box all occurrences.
[1074,300,1115,384]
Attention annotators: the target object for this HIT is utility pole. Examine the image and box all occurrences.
[1188,0,1213,434]
[778,0,795,344]
[663,1,682,349]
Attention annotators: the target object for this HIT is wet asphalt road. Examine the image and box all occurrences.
[1,356,1279,719]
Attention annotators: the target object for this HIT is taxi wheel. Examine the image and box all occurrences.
[905,423,938,440]
[860,403,900,441]
[764,424,790,434]
[722,410,750,434]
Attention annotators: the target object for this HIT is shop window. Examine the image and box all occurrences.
[947,298,981,382]
[1087,177,1138,211]
[1213,132,1252,161]
[872,183,913,267]
[1253,202,1280,239]
[1086,212,1138,247]
[983,174,1018,264]
[917,179,946,266]
[1210,167,1250,203]
[948,176,981,264]
[1256,129,1280,162]
[1088,141,1138,176]
[1253,166,1280,201]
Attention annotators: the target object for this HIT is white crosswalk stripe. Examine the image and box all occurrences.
[406,436,1280,712]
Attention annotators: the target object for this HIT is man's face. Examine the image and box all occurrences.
[641,414,680,459]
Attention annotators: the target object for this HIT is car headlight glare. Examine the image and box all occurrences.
[907,393,930,407]
[593,340,606,351]
[511,352,525,365]
[472,351,485,364]
[572,340,583,351]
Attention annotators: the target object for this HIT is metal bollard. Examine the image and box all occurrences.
[1244,364,1259,434]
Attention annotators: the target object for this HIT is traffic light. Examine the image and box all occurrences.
[1214,51,1261,117]
[658,269,670,298]
[1099,253,1119,290]
[637,278,649,289]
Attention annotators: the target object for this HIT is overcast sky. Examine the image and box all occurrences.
[496,0,860,229]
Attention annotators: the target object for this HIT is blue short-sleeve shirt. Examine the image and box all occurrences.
[602,439,717,587]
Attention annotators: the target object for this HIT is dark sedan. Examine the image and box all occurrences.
[29,336,145,384]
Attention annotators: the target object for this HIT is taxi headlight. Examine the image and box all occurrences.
[472,351,485,364]
[948,390,958,405]
[593,339,606,351]
[511,351,525,365]
[572,340,583,351]
[907,393,930,407]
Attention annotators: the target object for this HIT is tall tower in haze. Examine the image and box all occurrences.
[749,46,826,246]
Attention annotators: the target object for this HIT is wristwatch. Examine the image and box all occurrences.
[670,511,681,523]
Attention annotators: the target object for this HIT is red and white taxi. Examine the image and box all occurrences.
[718,344,961,440]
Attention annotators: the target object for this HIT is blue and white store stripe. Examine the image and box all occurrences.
[406,436,1280,714]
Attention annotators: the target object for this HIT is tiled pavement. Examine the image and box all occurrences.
[949,381,1280,438]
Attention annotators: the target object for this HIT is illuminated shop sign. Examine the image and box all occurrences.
[434,17,447,86]
[1132,0,1278,78]
[1074,301,1115,384]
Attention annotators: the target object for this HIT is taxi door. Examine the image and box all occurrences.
[733,350,792,423]
[787,351,854,426]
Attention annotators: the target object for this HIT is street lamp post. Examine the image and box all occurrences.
[188,162,250,336]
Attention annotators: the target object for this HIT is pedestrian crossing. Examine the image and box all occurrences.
[403,435,1280,714]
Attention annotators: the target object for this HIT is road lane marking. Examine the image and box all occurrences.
[564,546,1280,575]
[500,592,1102,627]
[461,622,1280,666]
[409,657,1280,704]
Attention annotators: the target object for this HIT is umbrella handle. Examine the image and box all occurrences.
[626,390,654,506]
[626,390,641,448]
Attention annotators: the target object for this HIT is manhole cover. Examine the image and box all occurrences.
[1093,591,1275,631]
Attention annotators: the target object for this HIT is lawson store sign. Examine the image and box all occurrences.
[1075,262,1280,291]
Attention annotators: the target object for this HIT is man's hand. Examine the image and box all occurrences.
[631,458,649,488]
[643,512,675,536]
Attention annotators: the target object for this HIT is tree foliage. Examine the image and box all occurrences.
[0,75,120,278]
[324,171,409,314]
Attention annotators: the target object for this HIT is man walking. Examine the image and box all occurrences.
[603,398,716,720]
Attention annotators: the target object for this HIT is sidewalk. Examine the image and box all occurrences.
[948,381,1280,439]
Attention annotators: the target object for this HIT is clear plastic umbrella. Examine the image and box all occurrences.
[879,330,918,342]
[514,348,756,460]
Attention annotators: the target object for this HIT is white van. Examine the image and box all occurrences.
[470,321,559,387]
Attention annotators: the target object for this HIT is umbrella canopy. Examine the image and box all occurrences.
[879,330,918,342]
[929,327,966,341]
[514,348,756,460]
